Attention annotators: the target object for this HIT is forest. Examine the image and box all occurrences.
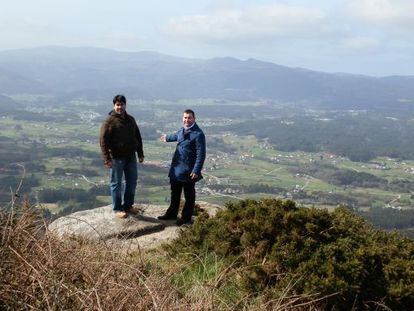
[225,112,414,161]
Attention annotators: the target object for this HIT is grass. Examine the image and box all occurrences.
[95,195,111,204]
[0,202,324,310]
[34,176,92,191]
[136,187,170,204]
[0,204,179,310]
[166,252,249,309]
[197,195,240,205]
[37,203,59,213]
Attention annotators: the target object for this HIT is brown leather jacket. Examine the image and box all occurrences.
[100,111,144,164]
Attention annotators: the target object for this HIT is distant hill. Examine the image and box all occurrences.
[0,69,46,94]
[0,46,414,109]
[0,93,18,114]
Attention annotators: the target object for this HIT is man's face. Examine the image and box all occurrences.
[182,112,195,128]
[114,101,126,115]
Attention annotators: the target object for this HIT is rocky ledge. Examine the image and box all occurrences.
[48,202,222,250]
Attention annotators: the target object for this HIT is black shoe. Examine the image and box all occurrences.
[176,218,192,226]
[157,214,177,220]
[125,206,141,215]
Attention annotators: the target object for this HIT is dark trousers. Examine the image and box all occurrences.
[166,180,196,221]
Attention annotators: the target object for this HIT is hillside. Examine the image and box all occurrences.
[2,198,413,310]
[0,94,17,113]
[0,46,414,109]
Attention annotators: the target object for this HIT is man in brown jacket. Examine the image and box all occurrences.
[100,95,144,218]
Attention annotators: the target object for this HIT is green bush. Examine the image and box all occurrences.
[167,199,414,310]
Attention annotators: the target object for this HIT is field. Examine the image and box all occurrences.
[1,99,414,222]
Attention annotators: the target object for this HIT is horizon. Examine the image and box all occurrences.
[1,44,412,79]
[1,1,414,77]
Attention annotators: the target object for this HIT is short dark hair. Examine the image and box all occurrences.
[183,109,195,118]
[113,94,126,105]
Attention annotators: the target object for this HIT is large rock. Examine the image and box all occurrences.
[48,201,222,250]
[49,204,164,240]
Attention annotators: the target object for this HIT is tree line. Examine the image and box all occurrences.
[224,113,414,161]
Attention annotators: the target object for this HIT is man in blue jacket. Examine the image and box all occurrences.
[158,109,206,226]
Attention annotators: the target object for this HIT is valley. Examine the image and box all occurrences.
[2,98,414,234]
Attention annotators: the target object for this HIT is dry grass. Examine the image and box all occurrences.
[0,202,189,310]
[0,201,323,310]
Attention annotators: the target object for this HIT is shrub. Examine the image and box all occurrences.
[167,198,414,310]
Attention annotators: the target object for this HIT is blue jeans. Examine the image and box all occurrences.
[109,154,138,211]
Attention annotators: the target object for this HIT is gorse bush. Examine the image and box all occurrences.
[167,198,414,310]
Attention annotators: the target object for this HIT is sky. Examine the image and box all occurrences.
[1,0,414,76]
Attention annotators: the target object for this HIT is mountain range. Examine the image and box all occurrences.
[0,46,414,109]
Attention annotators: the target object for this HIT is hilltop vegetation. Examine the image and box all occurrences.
[167,199,414,310]
[1,199,413,310]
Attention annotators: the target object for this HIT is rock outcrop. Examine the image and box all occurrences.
[48,201,222,250]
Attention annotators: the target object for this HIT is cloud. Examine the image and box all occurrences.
[0,18,60,49]
[349,0,414,29]
[0,15,144,51]
[340,36,380,51]
[162,4,326,44]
